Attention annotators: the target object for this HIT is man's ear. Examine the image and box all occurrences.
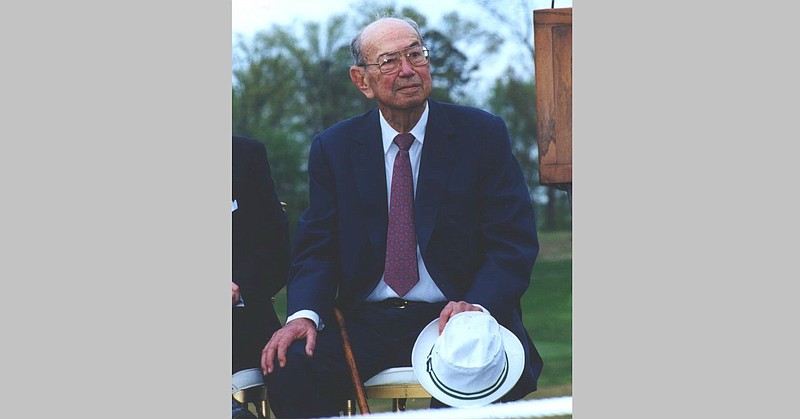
[349,66,374,99]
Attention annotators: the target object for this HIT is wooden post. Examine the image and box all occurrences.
[534,7,572,203]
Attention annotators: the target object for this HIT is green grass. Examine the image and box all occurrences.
[269,230,573,413]
[524,258,573,391]
[521,231,572,419]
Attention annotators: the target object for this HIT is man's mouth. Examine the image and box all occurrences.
[398,84,420,92]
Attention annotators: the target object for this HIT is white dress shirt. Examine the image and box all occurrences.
[364,102,446,303]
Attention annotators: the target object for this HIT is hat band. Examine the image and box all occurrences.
[425,348,509,400]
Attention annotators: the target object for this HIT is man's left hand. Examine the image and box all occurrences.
[438,301,483,334]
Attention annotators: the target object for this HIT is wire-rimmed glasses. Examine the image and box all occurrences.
[359,45,430,75]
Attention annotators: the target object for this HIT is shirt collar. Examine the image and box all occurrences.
[379,101,429,154]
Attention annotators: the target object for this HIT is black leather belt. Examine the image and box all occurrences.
[371,298,426,309]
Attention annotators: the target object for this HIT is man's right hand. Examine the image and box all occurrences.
[261,318,317,375]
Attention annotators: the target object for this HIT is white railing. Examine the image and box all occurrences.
[322,396,573,419]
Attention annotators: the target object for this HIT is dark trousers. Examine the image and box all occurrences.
[232,398,257,419]
[266,301,447,419]
[233,304,281,373]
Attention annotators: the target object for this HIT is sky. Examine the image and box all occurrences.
[231,0,573,100]
[232,0,572,38]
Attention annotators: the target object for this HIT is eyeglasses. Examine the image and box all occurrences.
[359,45,430,75]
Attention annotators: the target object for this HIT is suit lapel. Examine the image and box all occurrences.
[416,100,456,255]
[351,110,389,262]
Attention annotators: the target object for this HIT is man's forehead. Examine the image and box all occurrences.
[362,20,420,57]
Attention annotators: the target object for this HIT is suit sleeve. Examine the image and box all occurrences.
[234,141,290,301]
[462,115,539,320]
[285,135,340,317]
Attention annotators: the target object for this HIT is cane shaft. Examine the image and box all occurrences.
[334,308,370,414]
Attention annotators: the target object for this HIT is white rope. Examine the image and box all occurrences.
[322,396,573,419]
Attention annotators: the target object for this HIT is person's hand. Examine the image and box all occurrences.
[261,318,317,375]
[232,281,241,306]
[438,301,483,334]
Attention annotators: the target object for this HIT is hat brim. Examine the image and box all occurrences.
[411,316,525,408]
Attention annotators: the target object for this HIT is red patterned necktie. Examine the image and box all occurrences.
[384,133,419,297]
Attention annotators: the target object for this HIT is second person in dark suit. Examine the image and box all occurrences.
[232,135,289,418]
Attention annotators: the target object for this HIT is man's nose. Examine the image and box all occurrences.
[398,55,416,76]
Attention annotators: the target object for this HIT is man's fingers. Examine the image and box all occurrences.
[276,334,294,368]
[231,282,241,306]
[438,301,482,334]
[260,318,317,373]
[261,341,276,375]
[305,329,317,357]
[438,303,454,334]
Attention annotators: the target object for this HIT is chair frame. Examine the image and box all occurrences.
[233,385,271,419]
[342,367,431,414]
[365,380,430,412]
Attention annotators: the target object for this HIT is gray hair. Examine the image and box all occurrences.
[350,16,424,66]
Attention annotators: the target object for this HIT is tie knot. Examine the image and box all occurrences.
[393,133,415,151]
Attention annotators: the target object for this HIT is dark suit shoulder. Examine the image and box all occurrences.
[315,108,379,144]
[430,99,501,125]
[233,135,265,152]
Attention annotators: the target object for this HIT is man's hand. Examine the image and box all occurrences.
[232,281,241,306]
[261,318,317,375]
[438,301,483,334]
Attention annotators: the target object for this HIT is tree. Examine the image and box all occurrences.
[233,15,372,231]
[476,0,571,231]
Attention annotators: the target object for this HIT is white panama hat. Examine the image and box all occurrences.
[411,311,524,408]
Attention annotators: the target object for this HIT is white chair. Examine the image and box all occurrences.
[232,368,270,419]
[344,367,430,414]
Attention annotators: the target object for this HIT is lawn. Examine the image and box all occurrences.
[523,231,573,398]
[519,231,572,419]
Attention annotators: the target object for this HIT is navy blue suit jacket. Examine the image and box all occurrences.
[232,135,290,373]
[287,100,542,397]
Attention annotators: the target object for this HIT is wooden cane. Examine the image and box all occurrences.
[333,307,371,415]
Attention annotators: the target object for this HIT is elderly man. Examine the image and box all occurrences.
[262,16,542,418]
